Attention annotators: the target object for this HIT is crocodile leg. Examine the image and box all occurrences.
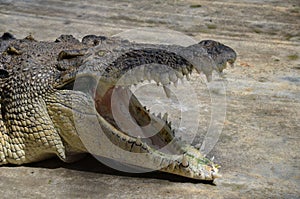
[0,103,9,164]
[0,98,66,164]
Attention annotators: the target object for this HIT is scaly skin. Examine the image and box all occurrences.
[0,33,236,181]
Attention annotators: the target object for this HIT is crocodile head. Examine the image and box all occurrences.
[0,34,236,181]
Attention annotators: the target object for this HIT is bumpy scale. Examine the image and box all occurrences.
[0,33,236,181]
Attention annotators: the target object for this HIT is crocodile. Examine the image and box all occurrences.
[0,32,236,181]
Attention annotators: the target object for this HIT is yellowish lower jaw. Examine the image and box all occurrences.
[92,86,221,181]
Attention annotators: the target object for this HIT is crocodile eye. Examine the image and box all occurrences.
[199,40,211,46]
[0,69,9,78]
[57,49,86,61]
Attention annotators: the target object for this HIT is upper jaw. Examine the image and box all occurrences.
[55,39,237,180]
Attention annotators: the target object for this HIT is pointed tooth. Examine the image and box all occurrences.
[169,162,176,171]
[182,67,188,75]
[160,158,169,168]
[180,77,185,84]
[160,72,170,85]
[186,73,190,81]
[146,71,152,81]
[129,84,134,90]
[199,170,205,179]
[212,172,222,179]
[152,156,160,166]
[150,69,160,84]
[155,79,160,85]
[181,155,189,167]
[163,84,171,98]
[205,73,212,82]
[169,71,178,82]
[136,136,142,145]
[189,171,194,178]
[162,113,168,121]
[205,173,211,180]
[175,71,183,79]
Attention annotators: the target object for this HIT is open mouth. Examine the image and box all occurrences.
[69,64,222,181]
[56,40,237,180]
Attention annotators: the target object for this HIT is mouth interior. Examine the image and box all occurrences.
[94,83,183,155]
[60,62,227,179]
[62,54,235,158]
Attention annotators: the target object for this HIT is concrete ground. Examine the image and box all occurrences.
[0,0,299,198]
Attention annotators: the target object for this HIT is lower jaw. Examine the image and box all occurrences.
[91,86,219,180]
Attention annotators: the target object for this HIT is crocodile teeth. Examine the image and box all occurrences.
[136,136,142,146]
[186,73,190,81]
[160,158,170,168]
[150,69,160,84]
[163,84,171,98]
[212,172,222,179]
[205,173,211,179]
[211,172,222,179]
[181,154,189,167]
[168,71,177,83]
[175,71,183,79]
[205,73,212,82]
[160,73,170,85]
[188,171,194,178]
[162,113,168,121]
[182,67,189,75]
[169,162,176,171]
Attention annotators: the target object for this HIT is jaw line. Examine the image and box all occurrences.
[81,80,220,181]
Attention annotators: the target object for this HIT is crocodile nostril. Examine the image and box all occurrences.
[0,69,9,78]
